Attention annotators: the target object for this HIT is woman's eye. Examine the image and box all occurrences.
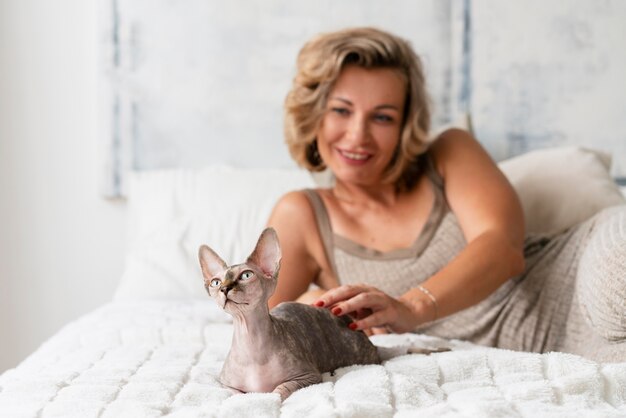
[374,114,393,123]
[210,278,221,287]
[331,107,350,116]
[240,271,254,281]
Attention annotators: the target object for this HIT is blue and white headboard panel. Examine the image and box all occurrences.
[99,0,626,197]
[469,0,626,170]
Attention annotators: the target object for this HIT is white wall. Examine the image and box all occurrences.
[0,0,126,372]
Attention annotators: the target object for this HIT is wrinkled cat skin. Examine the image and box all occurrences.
[199,228,380,400]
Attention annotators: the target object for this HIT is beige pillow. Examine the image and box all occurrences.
[498,146,625,236]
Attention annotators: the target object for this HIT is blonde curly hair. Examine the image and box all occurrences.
[284,27,432,190]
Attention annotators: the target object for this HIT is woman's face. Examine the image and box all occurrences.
[317,65,406,187]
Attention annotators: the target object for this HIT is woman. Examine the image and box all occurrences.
[267,27,625,361]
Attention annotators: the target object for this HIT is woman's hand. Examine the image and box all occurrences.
[295,288,328,305]
[314,284,433,334]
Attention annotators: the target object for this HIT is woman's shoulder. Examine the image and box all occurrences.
[272,188,326,211]
[271,189,313,215]
[268,188,327,230]
[267,188,333,283]
[429,127,476,155]
[428,128,485,179]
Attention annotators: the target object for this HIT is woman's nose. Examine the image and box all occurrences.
[346,114,369,144]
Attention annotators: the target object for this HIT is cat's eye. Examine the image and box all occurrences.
[210,278,221,288]
[240,271,254,281]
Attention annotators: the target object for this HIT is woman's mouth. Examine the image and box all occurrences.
[337,149,372,165]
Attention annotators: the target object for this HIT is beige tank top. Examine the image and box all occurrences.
[303,159,467,298]
[303,159,523,343]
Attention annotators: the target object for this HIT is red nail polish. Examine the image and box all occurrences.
[349,322,358,330]
[332,307,342,316]
[314,300,324,307]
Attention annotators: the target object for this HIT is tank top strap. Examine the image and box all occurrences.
[302,189,339,277]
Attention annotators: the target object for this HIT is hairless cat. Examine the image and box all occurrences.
[199,227,380,400]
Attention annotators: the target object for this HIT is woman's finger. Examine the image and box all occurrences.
[314,284,369,308]
[352,310,390,330]
[369,326,390,335]
[332,291,385,317]
[297,288,328,305]
[352,307,373,320]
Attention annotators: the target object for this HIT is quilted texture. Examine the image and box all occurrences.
[1,301,625,418]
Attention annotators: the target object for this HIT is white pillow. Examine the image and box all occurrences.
[499,146,625,236]
[115,147,624,301]
[114,166,315,301]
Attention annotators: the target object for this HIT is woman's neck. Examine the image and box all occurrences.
[331,179,400,208]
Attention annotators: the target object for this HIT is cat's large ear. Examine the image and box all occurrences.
[247,228,281,279]
[198,245,228,279]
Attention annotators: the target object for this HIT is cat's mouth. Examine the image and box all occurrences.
[223,298,249,308]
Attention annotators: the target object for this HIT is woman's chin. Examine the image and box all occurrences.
[332,170,382,188]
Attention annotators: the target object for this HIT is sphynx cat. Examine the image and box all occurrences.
[199,227,380,400]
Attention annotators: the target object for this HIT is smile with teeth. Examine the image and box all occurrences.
[338,149,371,161]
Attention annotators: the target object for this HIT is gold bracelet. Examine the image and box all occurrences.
[416,285,438,321]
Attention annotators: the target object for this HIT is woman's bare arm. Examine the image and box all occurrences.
[266,191,326,308]
[409,128,525,317]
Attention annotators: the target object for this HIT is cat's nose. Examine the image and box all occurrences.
[220,284,234,296]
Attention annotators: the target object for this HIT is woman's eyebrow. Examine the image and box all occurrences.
[375,104,401,111]
[330,97,353,105]
[330,97,400,111]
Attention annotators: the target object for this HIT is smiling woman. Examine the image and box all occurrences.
[267,26,626,361]
[317,65,405,187]
[283,27,431,192]
[270,26,525,333]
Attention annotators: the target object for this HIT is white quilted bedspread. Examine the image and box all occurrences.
[1,300,625,418]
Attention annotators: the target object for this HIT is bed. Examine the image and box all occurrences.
[1,147,625,417]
